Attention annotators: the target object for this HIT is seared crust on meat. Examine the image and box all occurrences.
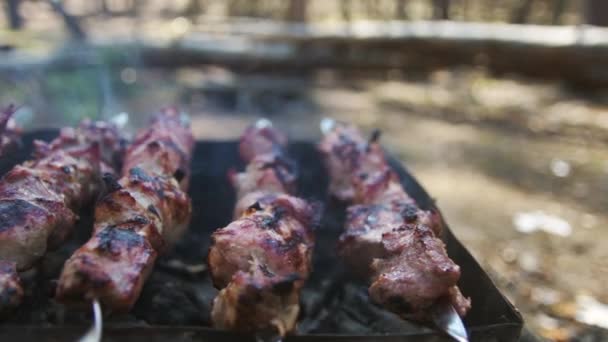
[338,201,443,278]
[0,119,124,315]
[369,224,466,320]
[56,108,194,313]
[238,120,288,163]
[319,120,469,321]
[57,226,157,311]
[209,122,318,334]
[210,197,316,334]
[209,194,315,289]
[230,154,297,214]
[317,122,367,202]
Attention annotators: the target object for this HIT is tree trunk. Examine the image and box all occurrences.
[183,0,204,19]
[227,0,239,17]
[552,0,567,25]
[285,0,307,22]
[585,0,608,26]
[511,0,534,24]
[47,0,86,40]
[365,0,381,19]
[396,0,407,19]
[432,0,449,20]
[6,0,22,29]
[101,0,109,15]
[341,0,351,21]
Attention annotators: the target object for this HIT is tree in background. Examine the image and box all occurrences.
[6,0,22,29]
[552,0,567,25]
[285,0,307,22]
[432,0,449,20]
[396,0,408,19]
[585,0,608,26]
[511,0,533,23]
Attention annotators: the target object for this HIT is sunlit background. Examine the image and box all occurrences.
[1,1,608,341]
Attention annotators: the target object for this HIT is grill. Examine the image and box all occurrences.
[0,130,523,341]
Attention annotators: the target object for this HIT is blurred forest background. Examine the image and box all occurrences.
[1,0,606,25]
[2,1,608,341]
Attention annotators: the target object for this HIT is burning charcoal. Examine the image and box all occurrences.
[133,273,205,325]
[158,258,207,277]
[299,277,341,319]
[188,277,218,326]
[341,284,422,333]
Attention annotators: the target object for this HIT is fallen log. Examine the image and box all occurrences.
[2,20,608,88]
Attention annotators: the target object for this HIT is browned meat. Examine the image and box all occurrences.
[230,152,297,217]
[338,201,441,278]
[121,111,193,189]
[318,121,368,202]
[369,225,470,320]
[0,119,124,314]
[212,268,300,336]
[209,121,318,334]
[319,119,469,321]
[56,108,194,313]
[0,105,21,157]
[238,119,288,163]
[210,194,317,334]
[210,194,316,289]
[0,261,22,317]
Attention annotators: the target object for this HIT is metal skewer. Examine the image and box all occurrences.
[320,117,336,135]
[431,299,469,342]
[256,118,273,129]
[79,299,103,342]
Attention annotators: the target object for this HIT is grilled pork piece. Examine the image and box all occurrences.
[319,120,470,321]
[0,105,21,157]
[0,120,124,314]
[238,118,288,163]
[209,121,318,335]
[56,108,194,313]
[230,152,297,218]
[369,224,470,319]
[338,201,440,278]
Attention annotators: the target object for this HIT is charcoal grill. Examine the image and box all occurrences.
[0,130,524,341]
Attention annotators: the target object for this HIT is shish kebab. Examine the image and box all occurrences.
[56,108,194,312]
[318,120,471,336]
[208,120,319,335]
[0,120,125,316]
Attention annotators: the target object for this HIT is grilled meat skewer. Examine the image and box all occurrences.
[0,120,124,315]
[209,121,318,335]
[56,108,194,313]
[319,119,470,321]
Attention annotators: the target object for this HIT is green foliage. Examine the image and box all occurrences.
[43,69,101,124]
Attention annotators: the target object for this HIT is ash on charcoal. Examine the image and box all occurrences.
[132,272,209,325]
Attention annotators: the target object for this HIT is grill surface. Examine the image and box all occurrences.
[0,130,523,341]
